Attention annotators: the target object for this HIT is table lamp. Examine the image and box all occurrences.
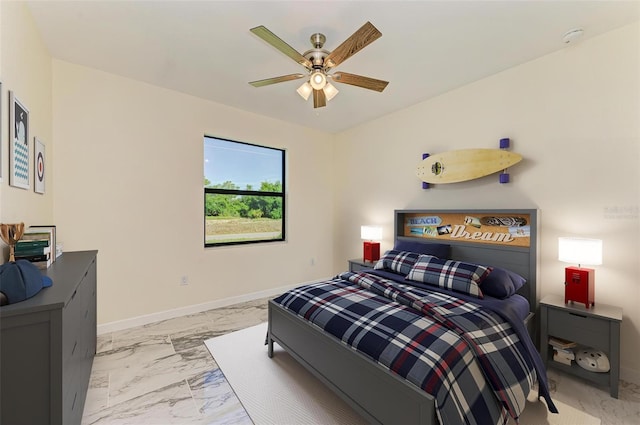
[361,225,382,263]
[558,237,602,308]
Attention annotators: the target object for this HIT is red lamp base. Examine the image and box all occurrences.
[564,266,595,309]
[363,241,380,263]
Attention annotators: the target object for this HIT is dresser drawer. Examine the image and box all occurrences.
[547,308,609,350]
[62,270,93,398]
[63,381,84,425]
[62,301,82,373]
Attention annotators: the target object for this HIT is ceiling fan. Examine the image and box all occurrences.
[249,21,389,108]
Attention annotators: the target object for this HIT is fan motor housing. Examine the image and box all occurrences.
[303,48,329,68]
[303,33,329,68]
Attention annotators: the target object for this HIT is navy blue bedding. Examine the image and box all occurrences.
[370,268,531,322]
[360,267,557,416]
[274,268,557,424]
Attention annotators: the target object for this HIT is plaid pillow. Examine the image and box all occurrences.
[374,250,427,275]
[406,255,492,298]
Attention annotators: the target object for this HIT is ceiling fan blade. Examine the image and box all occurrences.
[250,26,313,69]
[331,72,389,92]
[313,89,326,108]
[324,22,382,69]
[249,73,305,87]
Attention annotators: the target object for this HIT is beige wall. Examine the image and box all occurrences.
[52,60,335,324]
[0,1,53,231]
[333,22,640,380]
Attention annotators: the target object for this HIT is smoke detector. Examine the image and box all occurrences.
[562,28,584,44]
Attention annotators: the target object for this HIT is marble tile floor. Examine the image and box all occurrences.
[82,297,271,425]
[82,297,640,424]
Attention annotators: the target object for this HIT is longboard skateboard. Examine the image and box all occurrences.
[417,148,522,185]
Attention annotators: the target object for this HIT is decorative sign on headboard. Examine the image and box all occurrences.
[401,212,531,248]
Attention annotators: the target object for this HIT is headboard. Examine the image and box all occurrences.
[394,209,539,314]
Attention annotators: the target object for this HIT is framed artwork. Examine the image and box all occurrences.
[34,138,45,194]
[9,91,29,189]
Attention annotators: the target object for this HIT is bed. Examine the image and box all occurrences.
[266,209,557,424]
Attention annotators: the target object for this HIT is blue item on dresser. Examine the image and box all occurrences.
[0,260,52,305]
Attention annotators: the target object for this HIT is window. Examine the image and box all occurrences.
[204,136,285,246]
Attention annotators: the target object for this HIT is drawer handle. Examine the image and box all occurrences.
[569,312,588,319]
[71,341,77,356]
[71,391,77,411]
[85,310,89,319]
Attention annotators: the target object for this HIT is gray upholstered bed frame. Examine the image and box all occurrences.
[267,209,539,424]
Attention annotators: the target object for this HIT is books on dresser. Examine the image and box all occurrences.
[15,225,57,269]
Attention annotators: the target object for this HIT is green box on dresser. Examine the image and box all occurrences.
[0,251,98,425]
[539,294,622,398]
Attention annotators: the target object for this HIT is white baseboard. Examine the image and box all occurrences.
[97,282,301,335]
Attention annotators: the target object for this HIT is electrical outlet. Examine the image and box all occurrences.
[180,275,189,286]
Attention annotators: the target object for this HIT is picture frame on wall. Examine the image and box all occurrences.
[34,138,45,194]
[9,90,29,189]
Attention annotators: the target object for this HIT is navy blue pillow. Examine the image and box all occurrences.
[393,240,450,259]
[481,267,526,299]
[406,255,490,299]
[374,250,424,275]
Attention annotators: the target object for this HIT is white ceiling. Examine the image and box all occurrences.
[26,1,640,133]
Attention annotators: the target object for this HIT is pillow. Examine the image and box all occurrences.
[481,267,526,299]
[393,240,450,259]
[406,255,492,298]
[374,250,425,275]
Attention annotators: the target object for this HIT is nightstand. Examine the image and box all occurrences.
[348,258,376,272]
[540,294,622,398]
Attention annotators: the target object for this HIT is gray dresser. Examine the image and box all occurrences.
[0,250,98,425]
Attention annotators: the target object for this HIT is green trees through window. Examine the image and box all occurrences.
[204,180,282,219]
[204,137,285,246]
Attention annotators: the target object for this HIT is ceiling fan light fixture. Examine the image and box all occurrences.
[309,71,327,90]
[323,82,339,101]
[296,82,313,100]
[249,22,389,108]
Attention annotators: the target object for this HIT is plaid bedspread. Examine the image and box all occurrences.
[273,271,536,425]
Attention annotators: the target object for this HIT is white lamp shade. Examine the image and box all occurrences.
[296,82,312,100]
[309,71,327,90]
[361,226,382,241]
[322,82,339,101]
[558,237,603,265]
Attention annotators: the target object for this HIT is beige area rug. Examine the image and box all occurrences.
[205,322,601,425]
